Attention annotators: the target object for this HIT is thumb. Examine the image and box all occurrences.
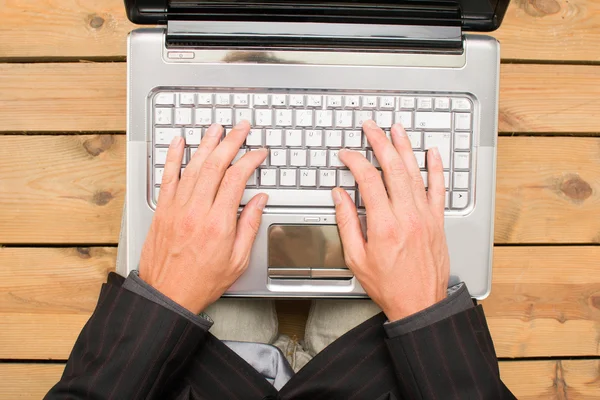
[332,188,366,269]
[232,193,268,267]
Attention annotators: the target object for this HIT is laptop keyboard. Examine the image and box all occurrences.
[151,90,473,210]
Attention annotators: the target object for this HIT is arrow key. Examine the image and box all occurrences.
[452,191,469,210]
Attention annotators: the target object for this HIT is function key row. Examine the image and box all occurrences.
[154,92,472,111]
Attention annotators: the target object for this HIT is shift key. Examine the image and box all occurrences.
[424,132,451,169]
[415,112,452,130]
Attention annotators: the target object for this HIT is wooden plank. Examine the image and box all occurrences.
[1,360,598,399]
[2,0,599,62]
[1,246,598,360]
[0,135,598,244]
[0,63,599,133]
[0,135,125,244]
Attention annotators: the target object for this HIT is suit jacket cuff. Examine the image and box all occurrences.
[123,271,213,331]
[384,283,473,337]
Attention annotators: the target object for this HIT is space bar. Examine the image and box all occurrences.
[241,189,356,207]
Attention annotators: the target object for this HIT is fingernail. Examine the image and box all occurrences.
[364,120,377,129]
[206,124,222,137]
[332,188,343,205]
[170,136,182,146]
[430,147,440,159]
[234,120,248,129]
[392,124,406,137]
[257,194,268,210]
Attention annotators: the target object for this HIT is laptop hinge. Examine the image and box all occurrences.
[166,21,463,54]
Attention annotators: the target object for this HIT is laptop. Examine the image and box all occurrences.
[122,0,509,299]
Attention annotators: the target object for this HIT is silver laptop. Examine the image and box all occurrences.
[123,0,510,299]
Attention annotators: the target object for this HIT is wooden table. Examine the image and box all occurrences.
[0,0,599,398]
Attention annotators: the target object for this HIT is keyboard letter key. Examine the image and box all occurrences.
[260,169,277,186]
[305,130,323,147]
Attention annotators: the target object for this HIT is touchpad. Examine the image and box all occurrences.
[268,225,353,279]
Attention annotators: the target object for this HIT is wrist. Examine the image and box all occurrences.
[383,296,445,322]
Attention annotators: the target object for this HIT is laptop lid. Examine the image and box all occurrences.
[125,0,510,32]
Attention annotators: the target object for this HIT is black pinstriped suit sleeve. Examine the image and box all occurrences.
[44,273,208,400]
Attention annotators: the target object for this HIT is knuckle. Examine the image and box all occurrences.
[360,168,383,187]
[374,220,400,241]
[201,159,223,174]
[224,166,245,185]
[205,216,226,237]
[405,213,424,235]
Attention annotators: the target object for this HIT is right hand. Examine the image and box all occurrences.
[334,120,451,322]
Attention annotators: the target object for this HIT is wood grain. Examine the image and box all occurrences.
[2,0,600,62]
[0,63,599,133]
[1,246,598,360]
[1,360,598,399]
[0,135,597,244]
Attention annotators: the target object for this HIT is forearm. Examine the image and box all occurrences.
[45,273,208,400]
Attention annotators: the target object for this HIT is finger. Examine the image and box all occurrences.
[231,193,268,268]
[191,120,251,206]
[426,147,446,217]
[213,148,268,213]
[390,123,427,204]
[157,136,185,207]
[176,123,223,204]
[332,188,366,270]
[362,120,414,209]
[338,148,390,218]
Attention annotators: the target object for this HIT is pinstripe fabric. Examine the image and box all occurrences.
[45,274,515,400]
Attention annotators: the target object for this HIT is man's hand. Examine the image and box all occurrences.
[139,121,267,314]
[334,120,450,322]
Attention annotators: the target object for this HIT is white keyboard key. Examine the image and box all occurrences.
[454,152,470,170]
[155,128,182,145]
[289,95,304,107]
[454,132,471,150]
[445,191,450,209]
[452,98,472,111]
[453,172,470,189]
[375,111,393,128]
[415,112,452,130]
[452,191,469,209]
[399,97,415,109]
[215,93,231,105]
[315,110,333,127]
[155,92,175,105]
[233,93,249,106]
[344,131,362,148]
[184,128,201,145]
[280,169,297,186]
[319,170,336,187]
[380,96,395,109]
[285,129,302,147]
[260,169,277,186]
[417,98,433,110]
[197,93,213,105]
[254,94,269,106]
[190,147,198,158]
[300,170,317,187]
[355,111,373,127]
[195,108,213,125]
[235,108,253,125]
[154,186,161,203]
[232,149,247,164]
[290,149,307,166]
[421,171,428,188]
[444,171,450,189]
[255,109,273,126]
[338,170,356,187]
[179,93,195,105]
[307,95,322,107]
[310,150,327,167]
[246,170,257,186]
[154,108,172,125]
[305,130,323,147]
[368,150,380,168]
[266,129,283,146]
[345,96,360,108]
[154,148,169,165]
[275,109,293,126]
[329,150,343,167]
[270,149,287,166]
[327,95,342,108]
[414,152,426,168]
[335,110,353,128]
[246,129,263,146]
[272,94,287,107]
[241,189,355,207]
[362,96,377,108]
[407,131,422,149]
[155,168,164,184]
[215,109,233,125]
[394,111,413,129]
[424,132,451,168]
[455,113,472,131]
[295,110,313,127]
[175,108,192,125]
[434,98,450,110]
[325,130,343,147]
